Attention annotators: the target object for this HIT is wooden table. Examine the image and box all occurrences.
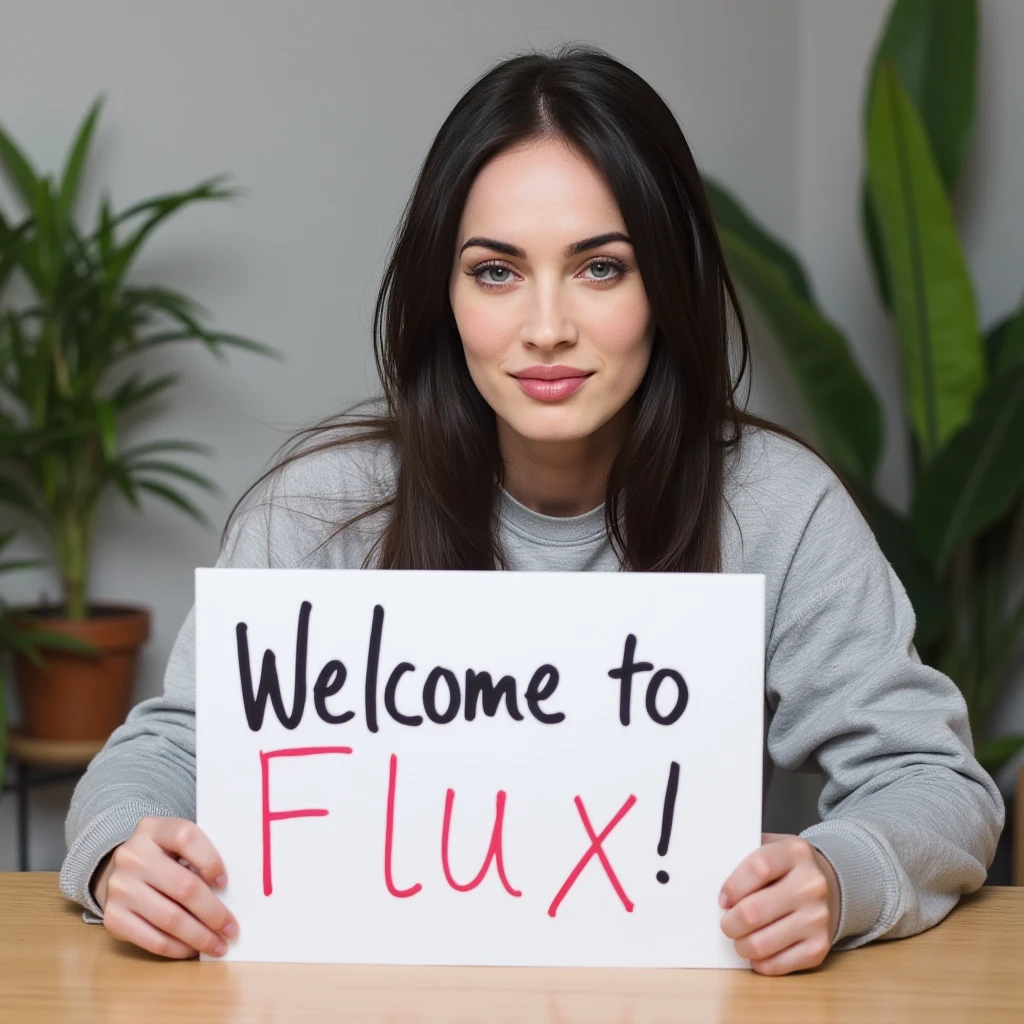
[1,874,1021,1023]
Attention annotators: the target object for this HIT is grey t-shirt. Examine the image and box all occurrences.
[59,424,1005,951]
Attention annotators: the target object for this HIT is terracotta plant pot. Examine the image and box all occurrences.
[12,603,151,742]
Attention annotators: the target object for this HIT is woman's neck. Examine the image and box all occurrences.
[497,404,630,517]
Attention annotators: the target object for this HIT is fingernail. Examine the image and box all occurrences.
[222,921,238,937]
[719,891,729,908]
[215,874,228,888]
[214,940,227,956]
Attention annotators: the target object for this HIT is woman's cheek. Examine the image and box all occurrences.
[458,323,513,408]
[593,311,653,388]
[455,292,515,359]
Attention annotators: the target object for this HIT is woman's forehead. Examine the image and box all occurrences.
[459,144,625,243]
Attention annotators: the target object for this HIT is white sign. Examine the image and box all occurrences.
[195,569,765,968]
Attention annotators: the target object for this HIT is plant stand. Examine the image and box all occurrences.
[1,730,105,871]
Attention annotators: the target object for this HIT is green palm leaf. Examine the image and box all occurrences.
[104,177,237,286]
[109,372,181,413]
[0,117,40,206]
[0,97,273,620]
[0,477,41,516]
[58,98,104,223]
[128,459,220,494]
[121,439,214,462]
[135,479,210,526]
[0,213,33,295]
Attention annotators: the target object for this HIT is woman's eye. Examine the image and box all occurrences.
[470,258,626,289]
[583,259,624,281]
[477,265,516,286]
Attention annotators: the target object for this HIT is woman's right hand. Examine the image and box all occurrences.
[93,816,239,959]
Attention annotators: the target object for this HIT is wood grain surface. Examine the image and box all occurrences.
[1,873,1021,1023]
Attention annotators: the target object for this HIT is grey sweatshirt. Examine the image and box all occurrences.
[59,424,1005,951]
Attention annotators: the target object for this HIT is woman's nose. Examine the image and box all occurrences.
[520,280,577,350]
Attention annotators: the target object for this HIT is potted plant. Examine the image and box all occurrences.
[702,0,1024,785]
[0,529,93,789]
[0,97,277,741]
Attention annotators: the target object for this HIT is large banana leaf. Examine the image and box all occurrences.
[717,229,883,484]
[911,364,1024,570]
[861,0,978,308]
[985,306,1024,376]
[862,189,893,311]
[964,511,1023,728]
[871,0,978,192]
[703,179,813,302]
[866,63,985,464]
[975,735,1024,774]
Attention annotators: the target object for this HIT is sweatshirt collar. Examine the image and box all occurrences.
[497,485,609,545]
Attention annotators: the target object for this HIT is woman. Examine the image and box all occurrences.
[60,43,1003,976]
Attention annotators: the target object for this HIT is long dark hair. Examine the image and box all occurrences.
[225,42,778,572]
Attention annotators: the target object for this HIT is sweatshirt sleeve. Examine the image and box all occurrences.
[764,472,1006,951]
[59,505,276,923]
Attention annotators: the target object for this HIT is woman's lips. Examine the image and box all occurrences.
[514,374,591,401]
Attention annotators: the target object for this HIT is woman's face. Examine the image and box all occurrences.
[449,138,655,447]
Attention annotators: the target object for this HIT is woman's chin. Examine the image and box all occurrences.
[499,409,604,445]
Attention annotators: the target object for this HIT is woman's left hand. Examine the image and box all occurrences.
[719,832,841,976]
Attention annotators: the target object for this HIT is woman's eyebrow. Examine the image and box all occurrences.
[459,231,632,259]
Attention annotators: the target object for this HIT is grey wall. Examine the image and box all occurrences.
[1,0,1020,873]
